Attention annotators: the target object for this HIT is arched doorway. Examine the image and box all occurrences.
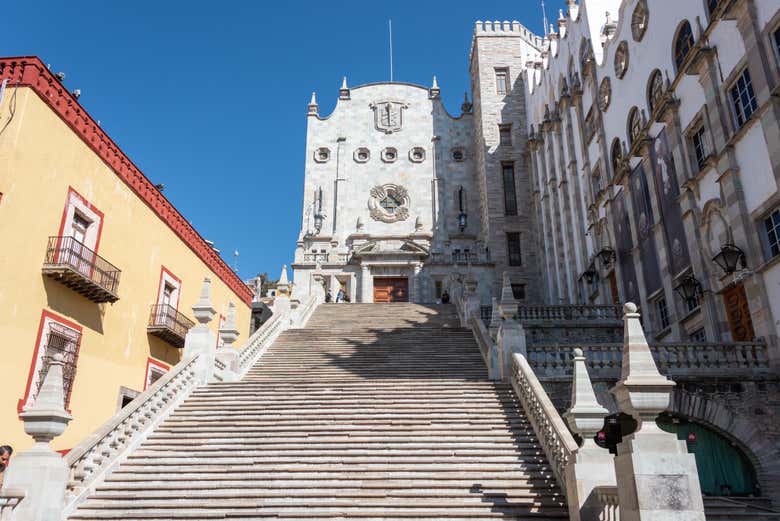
[595,413,759,497]
[657,414,759,497]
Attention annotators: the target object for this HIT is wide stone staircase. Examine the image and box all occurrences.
[68,303,567,520]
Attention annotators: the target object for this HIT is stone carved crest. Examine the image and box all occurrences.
[368,184,410,223]
[369,100,408,134]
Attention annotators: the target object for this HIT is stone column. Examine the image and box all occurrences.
[184,277,218,384]
[610,303,705,521]
[563,348,614,521]
[412,264,422,303]
[496,272,526,380]
[4,354,72,521]
[360,265,372,303]
[215,301,240,382]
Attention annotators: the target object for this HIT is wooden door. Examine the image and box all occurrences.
[608,272,620,304]
[373,278,409,303]
[722,283,755,341]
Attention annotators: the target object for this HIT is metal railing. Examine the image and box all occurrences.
[527,340,770,380]
[148,304,195,339]
[43,236,121,295]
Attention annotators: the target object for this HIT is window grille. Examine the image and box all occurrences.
[36,322,81,408]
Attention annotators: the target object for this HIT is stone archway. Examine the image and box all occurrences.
[669,389,780,504]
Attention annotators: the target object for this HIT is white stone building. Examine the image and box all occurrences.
[293,0,780,357]
[293,27,542,304]
[523,0,780,354]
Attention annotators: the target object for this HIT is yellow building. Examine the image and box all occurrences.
[0,56,252,451]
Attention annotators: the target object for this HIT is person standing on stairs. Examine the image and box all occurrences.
[336,289,344,303]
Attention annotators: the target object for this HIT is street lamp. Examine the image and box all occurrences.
[712,243,746,275]
[597,247,615,267]
[457,186,467,232]
[581,263,598,285]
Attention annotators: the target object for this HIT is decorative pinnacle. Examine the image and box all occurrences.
[192,277,217,325]
[308,92,319,116]
[339,76,350,100]
[429,75,441,99]
[564,346,609,440]
[20,353,72,444]
[219,301,240,347]
[432,76,439,89]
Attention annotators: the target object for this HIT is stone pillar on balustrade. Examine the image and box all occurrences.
[463,273,480,325]
[184,277,218,384]
[610,302,705,521]
[272,265,292,317]
[215,301,240,382]
[496,271,526,381]
[563,347,615,521]
[4,353,72,521]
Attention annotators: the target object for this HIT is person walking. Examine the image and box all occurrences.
[441,290,450,304]
[336,289,345,303]
[0,445,13,484]
[325,291,332,303]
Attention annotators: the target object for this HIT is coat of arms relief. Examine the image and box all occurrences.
[369,100,408,134]
[368,184,410,223]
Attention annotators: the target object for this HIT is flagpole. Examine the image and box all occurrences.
[389,19,394,82]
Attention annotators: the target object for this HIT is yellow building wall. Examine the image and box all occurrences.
[0,86,252,451]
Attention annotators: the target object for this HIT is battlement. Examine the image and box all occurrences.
[473,20,543,48]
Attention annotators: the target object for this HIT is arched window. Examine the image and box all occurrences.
[631,1,649,42]
[611,139,623,175]
[647,70,664,114]
[580,39,593,69]
[614,41,629,78]
[674,21,695,71]
[627,107,642,146]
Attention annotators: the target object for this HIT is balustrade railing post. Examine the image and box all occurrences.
[184,277,218,383]
[610,303,705,521]
[3,354,72,521]
[563,348,615,521]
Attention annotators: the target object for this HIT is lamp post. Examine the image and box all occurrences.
[712,243,746,275]
[458,211,467,232]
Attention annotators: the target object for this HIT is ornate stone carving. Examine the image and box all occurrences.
[368,184,410,223]
[369,100,408,134]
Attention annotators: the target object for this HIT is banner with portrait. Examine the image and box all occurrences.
[630,163,662,295]
[649,128,691,277]
[612,190,640,304]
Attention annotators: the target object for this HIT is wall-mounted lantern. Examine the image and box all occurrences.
[458,186,467,232]
[597,246,615,267]
[674,275,702,302]
[712,243,746,275]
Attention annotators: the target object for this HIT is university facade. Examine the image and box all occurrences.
[293,0,780,350]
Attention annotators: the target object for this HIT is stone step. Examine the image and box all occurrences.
[109,463,557,473]
[95,479,559,490]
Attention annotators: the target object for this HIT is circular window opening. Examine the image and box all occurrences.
[382,147,398,163]
[314,147,331,162]
[409,147,425,162]
[354,147,370,163]
[452,149,465,162]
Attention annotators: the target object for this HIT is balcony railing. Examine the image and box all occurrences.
[527,340,770,380]
[147,304,195,348]
[42,236,121,303]
[429,251,492,265]
[514,304,623,322]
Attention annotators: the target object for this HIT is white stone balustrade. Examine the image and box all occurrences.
[0,490,25,521]
[511,353,579,490]
[63,354,200,513]
[594,486,620,520]
[526,340,770,380]
[515,305,623,322]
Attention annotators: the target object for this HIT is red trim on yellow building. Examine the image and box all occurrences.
[57,186,106,253]
[156,266,183,310]
[0,57,252,306]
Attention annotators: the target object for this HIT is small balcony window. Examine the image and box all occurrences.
[42,236,121,303]
[147,304,196,348]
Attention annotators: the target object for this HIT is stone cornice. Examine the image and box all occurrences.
[0,56,252,306]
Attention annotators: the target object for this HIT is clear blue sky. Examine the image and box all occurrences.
[5,0,566,280]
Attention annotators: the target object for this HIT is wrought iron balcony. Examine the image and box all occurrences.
[147,304,195,348]
[42,236,121,303]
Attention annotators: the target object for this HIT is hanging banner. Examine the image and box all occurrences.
[630,163,662,295]
[649,128,691,277]
[612,190,640,304]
